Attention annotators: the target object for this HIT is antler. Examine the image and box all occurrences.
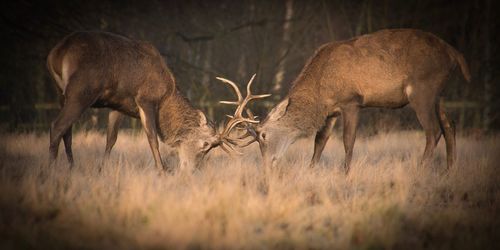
[217,74,270,151]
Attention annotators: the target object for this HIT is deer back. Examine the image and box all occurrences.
[47,31,176,114]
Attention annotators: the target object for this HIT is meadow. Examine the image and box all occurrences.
[0,130,498,249]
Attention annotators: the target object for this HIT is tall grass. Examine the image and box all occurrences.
[0,131,498,249]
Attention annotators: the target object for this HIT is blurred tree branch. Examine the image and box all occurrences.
[175,17,301,43]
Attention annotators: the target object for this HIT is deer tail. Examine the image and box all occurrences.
[447,46,471,83]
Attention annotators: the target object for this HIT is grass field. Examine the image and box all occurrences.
[0,130,498,249]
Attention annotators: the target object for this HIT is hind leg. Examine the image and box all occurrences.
[409,95,442,167]
[438,100,456,169]
[58,95,74,165]
[62,126,74,165]
[49,75,97,166]
[50,102,91,166]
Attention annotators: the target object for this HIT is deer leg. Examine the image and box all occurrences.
[136,100,164,170]
[342,105,359,174]
[437,100,456,170]
[50,94,93,166]
[104,110,124,157]
[410,98,442,167]
[58,95,74,165]
[62,126,74,165]
[309,116,337,168]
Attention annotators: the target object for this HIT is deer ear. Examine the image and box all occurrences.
[267,98,289,121]
[198,110,208,125]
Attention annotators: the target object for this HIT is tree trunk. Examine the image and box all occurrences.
[201,42,213,120]
[273,0,294,94]
[483,0,491,130]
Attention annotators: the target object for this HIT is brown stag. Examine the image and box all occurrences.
[47,31,232,171]
[220,29,470,173]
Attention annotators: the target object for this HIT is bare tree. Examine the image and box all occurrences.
[273,0,294,93]
[483,0,491,130]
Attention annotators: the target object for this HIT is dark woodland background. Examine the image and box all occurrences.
[0,0,498,133]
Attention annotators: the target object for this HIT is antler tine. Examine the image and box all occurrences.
[237,126,258,140]
[218,135,244,156]
[217,74,271,148]
[245,108,256,120]
[219,143,231,154]
[250,94,272,100]
[221,140,243,155]
[219,101,239,105]
[236,138,258,148]
[216,77,243,103]
[245,74,256,96]
[231,75,271,121]
[223,131,257,149]
[223,117,259,137]
[245,74,272,101]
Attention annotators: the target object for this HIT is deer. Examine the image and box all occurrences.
[219,29,471,173]
[47,31,236,171]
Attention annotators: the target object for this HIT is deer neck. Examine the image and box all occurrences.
[277,43,332,134]
[284,79,329,135]
[157,91,201,145]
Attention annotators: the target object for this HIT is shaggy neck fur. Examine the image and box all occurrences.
[279,45,332,135]
[157,91,201,145]
[284,91,328,136]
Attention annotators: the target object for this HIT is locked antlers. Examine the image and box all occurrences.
[217,74,270,153]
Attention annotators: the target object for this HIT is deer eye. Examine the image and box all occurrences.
[260,132,267,141]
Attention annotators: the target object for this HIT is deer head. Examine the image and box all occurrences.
[217,74,298,167]
[253,98,303,167]
[175,110,221,171]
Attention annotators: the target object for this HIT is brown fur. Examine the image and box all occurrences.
[257,29,470,172]
[157,92,204,145]
[47,31,217,170]
[284,29,469,131]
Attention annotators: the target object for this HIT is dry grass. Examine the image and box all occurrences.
[0,130,498,249]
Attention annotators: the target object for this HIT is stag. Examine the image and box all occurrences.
[47,31,230,171]
[221,29,470,173]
